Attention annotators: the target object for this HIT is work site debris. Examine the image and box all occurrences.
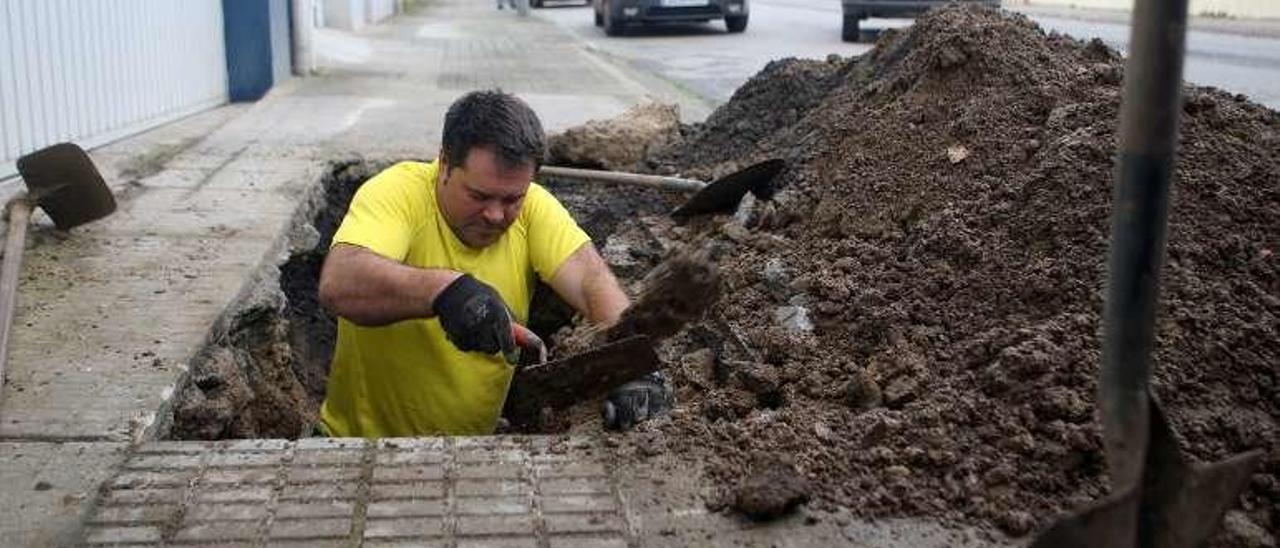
[622,5,1277,543]
[547,101,681,171]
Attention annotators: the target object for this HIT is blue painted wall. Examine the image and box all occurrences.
[223,0,293,102]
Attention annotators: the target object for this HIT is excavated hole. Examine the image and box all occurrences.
[166,159,675,440]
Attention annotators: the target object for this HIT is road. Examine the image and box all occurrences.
[534,0,1280,111]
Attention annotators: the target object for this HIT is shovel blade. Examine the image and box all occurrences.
[671,159,785,220]
[1143,398,1264,548]
[1029,487,1139,548]
[504,335,660,425]
[16,143,116,230]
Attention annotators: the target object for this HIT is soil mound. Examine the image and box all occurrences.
[630,5,1278,543]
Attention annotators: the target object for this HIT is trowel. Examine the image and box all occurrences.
[503,334,660,426]
[538,159,786,220]
[1,143,116,408]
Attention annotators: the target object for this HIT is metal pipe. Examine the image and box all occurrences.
[1100,0,1190,491]
[0,198,31,412]
[538,166,707,193]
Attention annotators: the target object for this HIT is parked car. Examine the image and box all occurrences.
[841,0,999,42]
[593,0,749,36]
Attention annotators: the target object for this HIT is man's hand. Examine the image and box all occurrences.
[602,372,674,431]
[432,274,516,355]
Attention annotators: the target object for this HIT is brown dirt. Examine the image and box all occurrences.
[613,5,1278,544]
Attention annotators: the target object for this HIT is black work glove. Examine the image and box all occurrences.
[432,274,515,356]
[602,372,674,431]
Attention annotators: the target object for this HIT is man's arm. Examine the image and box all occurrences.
[548,243,629,327]
[319,243,461,326]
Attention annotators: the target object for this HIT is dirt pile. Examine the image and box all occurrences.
[622,5,1278,543]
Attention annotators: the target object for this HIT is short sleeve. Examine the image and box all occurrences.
[331,163,423,261]
[524,185,591,283]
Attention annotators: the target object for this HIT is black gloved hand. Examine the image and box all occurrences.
[432,274,515,356]
[602,372,674,431]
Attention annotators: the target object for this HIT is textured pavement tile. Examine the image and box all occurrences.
[371,481,445,500]
[456,496,531,516]
[84,525,163,544]
[455,478,530,497]
[268,517,352,539]
[373,465,447,482]
[172,520,260,542]
[185,502,270,522]
[541,495,618,514]
[362,516,448,539]
[88,504,177,524]
[275,500,356,519]
[367,498,449,518]
[541,477,612,496]
[457,514,537,536]
[280,482,359,500]
[544,513,626,535]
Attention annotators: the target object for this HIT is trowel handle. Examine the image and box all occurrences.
[510,323,548,366]
[0,197,33,410]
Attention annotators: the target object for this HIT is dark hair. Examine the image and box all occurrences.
[441,90,545,172]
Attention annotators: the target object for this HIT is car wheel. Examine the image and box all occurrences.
[725,15,747,33]
[531,0,542,7]
[603,1,623,36]
[841,15,860,42]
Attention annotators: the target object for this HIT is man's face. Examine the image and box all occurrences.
[437,147,533,248]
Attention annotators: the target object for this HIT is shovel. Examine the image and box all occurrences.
[1029,0,1260,545]
[538,159,786,220]
[1,143,116,408]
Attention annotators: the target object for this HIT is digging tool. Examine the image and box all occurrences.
[1029,0,1261,545]
[538,159,786,220]
[509,322,547,365]
[503,335,660,425]
[1,143,117,408]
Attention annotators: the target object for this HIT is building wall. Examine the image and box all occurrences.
[1025,0,1280,19]
[0,0,228,178]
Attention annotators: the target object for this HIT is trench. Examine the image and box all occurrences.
[165,159,677,440]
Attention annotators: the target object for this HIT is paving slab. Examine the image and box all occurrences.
[70,437,1000,547]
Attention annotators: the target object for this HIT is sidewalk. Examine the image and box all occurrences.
[0,0,707,544]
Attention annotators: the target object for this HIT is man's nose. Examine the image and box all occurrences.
[482,202,505,224]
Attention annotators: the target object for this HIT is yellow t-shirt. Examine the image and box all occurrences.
[319,160,590,438]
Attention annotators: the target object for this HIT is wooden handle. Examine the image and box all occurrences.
[538,166,705,193]
[0,198,32,410]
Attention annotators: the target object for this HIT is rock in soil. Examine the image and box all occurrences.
[733,454,812,521]
[548,102,681,172]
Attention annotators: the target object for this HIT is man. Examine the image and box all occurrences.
[318,90,631,437]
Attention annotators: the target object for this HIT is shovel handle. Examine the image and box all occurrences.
[1101,0,1190,490]
[0,198,32,410]
[538,166,706,193]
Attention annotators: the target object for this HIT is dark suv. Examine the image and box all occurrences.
[593,0,749,36]
[841,0,999,41]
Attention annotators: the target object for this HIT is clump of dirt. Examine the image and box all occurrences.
[617,5,1278,543]
[732,453,812,521]
[547,101,681,171]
